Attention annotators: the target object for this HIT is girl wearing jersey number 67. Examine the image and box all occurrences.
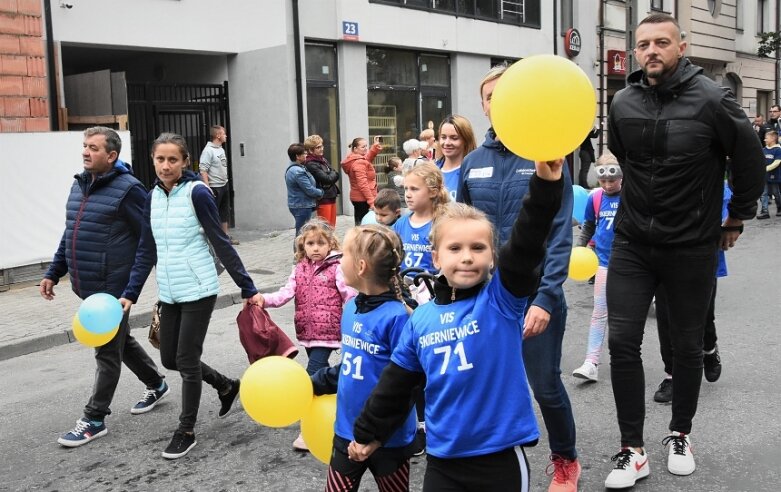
[349,159,564,491]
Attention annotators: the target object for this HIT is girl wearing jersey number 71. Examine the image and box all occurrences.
[349,159,565,491]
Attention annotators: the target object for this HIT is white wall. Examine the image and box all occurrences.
[0,131,131,269]
[50,0,287,54]
[301,0,555,57]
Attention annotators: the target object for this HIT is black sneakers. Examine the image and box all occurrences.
[412,423,426,456]
[703,345,722,382]
[162,430,196,459]
[218,379,240,418]
[757,212,770,219]
[653,378,673,403]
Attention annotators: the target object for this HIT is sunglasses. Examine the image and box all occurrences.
[596,165,622,178]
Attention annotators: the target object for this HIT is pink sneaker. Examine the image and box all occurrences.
[547,455,581,492]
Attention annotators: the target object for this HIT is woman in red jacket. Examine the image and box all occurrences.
[341,136,382,225]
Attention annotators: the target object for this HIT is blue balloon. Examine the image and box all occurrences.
[572,185,589,223]
[78,293,123,334]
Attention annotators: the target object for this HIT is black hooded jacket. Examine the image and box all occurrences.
[607,58,765,246]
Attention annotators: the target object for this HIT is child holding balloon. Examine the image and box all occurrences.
[259,218,356,450]
[310,224,417,492]
[348,159,564,491]
[572,155,623,382]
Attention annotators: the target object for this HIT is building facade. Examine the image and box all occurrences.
[2,0,778,233]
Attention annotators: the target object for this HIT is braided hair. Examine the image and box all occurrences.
[344,224,405,301]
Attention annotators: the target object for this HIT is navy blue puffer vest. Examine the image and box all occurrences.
[64,168,145,299]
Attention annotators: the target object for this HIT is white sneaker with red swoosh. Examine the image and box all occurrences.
[605,447,650,489]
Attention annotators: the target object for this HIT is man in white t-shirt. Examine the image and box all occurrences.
[199,125,238,244]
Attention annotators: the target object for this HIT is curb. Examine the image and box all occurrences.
[0,286,282,362]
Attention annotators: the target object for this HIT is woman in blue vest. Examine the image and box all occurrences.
[121,133,261,460]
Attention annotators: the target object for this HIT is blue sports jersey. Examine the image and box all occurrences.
[441,166,460,202]
[584,191,621,267]
[391,271,540,459]
[764,145,781,182]
[335,299,416,448]
[393,214,436,274]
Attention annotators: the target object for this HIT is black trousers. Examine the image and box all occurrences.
[352,200,370,226]
[423,447,530,492]
[159,295,231,432]
[85,310,164,421]
[607,236,718,447]
[326,440,411,492]
[656,279,719,375]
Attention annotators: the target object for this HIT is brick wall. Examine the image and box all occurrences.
[0,0,49,132]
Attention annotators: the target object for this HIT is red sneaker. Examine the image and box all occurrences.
[547,455,581,492]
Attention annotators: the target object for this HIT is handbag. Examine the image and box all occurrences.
[148,301,161,349]
[236,304,298,364]
[187,180,226,275]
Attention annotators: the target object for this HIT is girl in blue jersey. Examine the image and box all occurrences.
[348,159,564,492]
[393,162,450,278]
[310,224,416,492]
[572,155,623,383]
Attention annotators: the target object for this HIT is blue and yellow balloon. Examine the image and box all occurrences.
[72,314,119,347]
[490,55,597,162]
[572,185,589,223]
[77,293,124,334]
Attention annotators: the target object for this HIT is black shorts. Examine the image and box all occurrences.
[423,446,530,492]
[210,185,230,223]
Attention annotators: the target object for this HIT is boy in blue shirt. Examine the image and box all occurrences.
[757,130,781,219]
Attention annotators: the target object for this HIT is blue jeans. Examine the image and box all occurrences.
[290,207,314,238]
[760,182,781,213]
[305,347,333,376]
[522,297,577,460]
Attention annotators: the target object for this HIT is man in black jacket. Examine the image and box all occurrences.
[602,13,765,489]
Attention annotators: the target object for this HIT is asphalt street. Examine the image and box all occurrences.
[1,219,780,491]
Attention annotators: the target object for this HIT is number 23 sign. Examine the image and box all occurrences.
[343,21,359,41]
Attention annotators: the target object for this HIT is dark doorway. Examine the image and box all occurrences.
[126,82,234,226]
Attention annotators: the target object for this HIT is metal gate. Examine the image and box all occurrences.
[127,81,234,225]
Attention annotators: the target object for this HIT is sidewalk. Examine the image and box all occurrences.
[0,216,354,361]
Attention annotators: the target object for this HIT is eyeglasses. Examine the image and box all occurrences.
[596,164,622,178]
[771,110,780,113]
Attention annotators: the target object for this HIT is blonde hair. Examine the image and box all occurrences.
[294,218,340,262]
[480,64,509,98]
[404,162,450,218]
[430,202,496,257]
[596,152,618,166]
[344,225,405,301]
[303,134,323,153]
[419,128,435,141]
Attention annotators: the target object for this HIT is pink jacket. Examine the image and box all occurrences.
[263,251,356,347]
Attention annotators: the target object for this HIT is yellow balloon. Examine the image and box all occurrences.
[491,55,597,162]
[569,246,599,281]
[72,315,118,348]
[301,394,337,465]
[239,356,313,428]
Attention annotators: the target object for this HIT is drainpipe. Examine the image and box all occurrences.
[553,0,558,55]
[292,0,305,142]
[776,0,780,104]
[598,0,605,155]
[43,0,58,130]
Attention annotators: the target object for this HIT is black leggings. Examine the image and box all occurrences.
[352,201,370,225]
[423,447,530,492]
[159,295,232,432]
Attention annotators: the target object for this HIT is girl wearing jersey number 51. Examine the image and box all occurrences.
[350,159,565,491]
[393,162,449,276]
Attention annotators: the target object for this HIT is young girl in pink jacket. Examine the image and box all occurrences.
[259,218,356,449]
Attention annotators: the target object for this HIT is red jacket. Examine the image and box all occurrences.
[341,143,381,206]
